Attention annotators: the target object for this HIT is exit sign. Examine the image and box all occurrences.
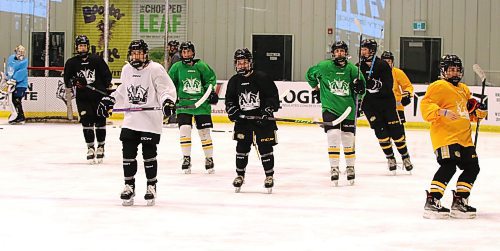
[413,21,427,31]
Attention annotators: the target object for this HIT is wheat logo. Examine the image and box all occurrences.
[55,80,75,105]
[182,78,202,94]
[127,85,149,104]
[327,79,350,96]
[239,91,260,111]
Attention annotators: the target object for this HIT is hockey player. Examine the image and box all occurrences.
[97,39,177,206]
[64,35,112,164]
[305,41,365,186]
[381,51,414,124]
[168,41,219,174]
[165,40,181,126]
[421,54,485,219]
[359,39,413,174]
[225,48,280,193]
[5,45,28,124]
[166,40,181,71]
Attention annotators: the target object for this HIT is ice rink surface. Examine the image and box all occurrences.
[1,120,499,251]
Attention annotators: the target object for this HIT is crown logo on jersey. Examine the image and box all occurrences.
[77,69,96,84]
[127,85,149,104]
[239,91,260,111]
[327,79,350,96]
[182,78,202,94]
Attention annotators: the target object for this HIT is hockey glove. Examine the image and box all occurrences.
[208,90,219,105]
[352,78,365,95]
[467,98,480,114]
[72,77,87,89]
[162,99,175,117]
[97,96,116,118]
[475,103,487,119]
[261,106,275,120]
[226,104,241,122]
[6,79,16,86]
[401,91,412,106]
[312,89,321,103]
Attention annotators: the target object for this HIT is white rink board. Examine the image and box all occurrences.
[7,78,499,126]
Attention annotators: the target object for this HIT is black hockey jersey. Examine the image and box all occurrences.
[225,71,280,129]
[359,57,396,109]
[63,55,112,100]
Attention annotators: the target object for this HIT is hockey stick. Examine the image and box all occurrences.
[353,18,364,133]
[177,84,214,109]
[240,106,351,126]
[472,64,487,147]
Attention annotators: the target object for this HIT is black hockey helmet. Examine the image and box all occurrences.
[331,41,348,54]
[360,39,377,62]
[168,40,180,47]
[128,39,149,69]
[75,35,90,57]
[180,41,195,64]
[233,48,253,75]
[440,54,463,85]
[331,41,348,66]
[381,51,394,61]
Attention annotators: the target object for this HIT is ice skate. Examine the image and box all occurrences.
[144,184,157,206]
[87,146,96,164]
[450,190,476,219]
[387,157,397,175]
[264,176,274,194]
[96,145,104,164]
[120,184,135,206]
[8,116,25,125]
[402,156,413,173]
[205,157,215,174]
[423,190,450,219]
[233,175,244,193]
[181,156,191,174]
[330,166,340,186]
[346,166,355,186]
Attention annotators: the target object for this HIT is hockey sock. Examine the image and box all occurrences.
[392,135,409,158]
[258,144,274,176]
[236,141,251,176]
[378,137,395,158]
[143,143,158,185]
[82,123,95,146]
[430,160,457,199]
[95,126,106,146]
[456,181,473,198]
[179,125,192,157]
[198,128,213,158]
[341,131,356,166]
[123,159,138,185]
[326,129,341,167]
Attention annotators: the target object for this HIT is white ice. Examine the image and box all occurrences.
[1,120,499,251]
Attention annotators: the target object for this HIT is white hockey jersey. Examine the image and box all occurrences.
[113,62,176,134]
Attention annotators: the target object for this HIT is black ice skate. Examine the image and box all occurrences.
[450,190,477,219]
[264,176,274,194]
[233,175,244,193]
[205,157,215,174]
[144,184,157,206]
[402,156,413,173]
[87,146,96,164]
[181,156,191,174]
[346,166,355,186]
[8,116,25,125]
[330,166,340,186]
[96,145,105,164]
[423,190,450,219]
[120,184,135,206]
[387,157,397,175]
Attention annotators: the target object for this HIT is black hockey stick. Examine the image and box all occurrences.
[353,18,364,133]
[240,106,351,126]
[472,64,487,147]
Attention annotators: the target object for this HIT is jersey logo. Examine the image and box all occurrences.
[77,69,96,85]
[239,90,260,111]
[127,84,149,104]
[367,79,382,93]
[182,78,202,94]
[327,79,350,96]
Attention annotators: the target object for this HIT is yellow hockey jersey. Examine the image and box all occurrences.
[392,67,414,111]
[420,79,475,150]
